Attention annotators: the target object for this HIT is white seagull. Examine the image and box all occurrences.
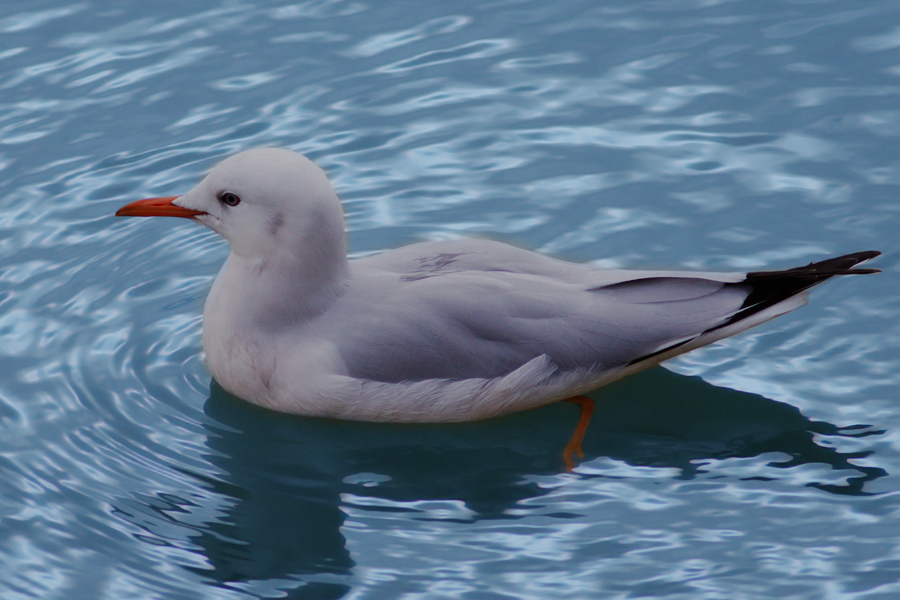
[116,148,879,464]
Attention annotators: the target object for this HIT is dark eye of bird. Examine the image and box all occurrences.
[220,192,241,207]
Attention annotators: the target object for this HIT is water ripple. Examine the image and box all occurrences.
[0,0,897,598]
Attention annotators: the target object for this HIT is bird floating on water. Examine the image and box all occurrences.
[116,148,880,468]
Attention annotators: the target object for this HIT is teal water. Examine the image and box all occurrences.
[0,1,898,599]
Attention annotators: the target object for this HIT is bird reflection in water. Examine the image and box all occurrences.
[111,367,886,598]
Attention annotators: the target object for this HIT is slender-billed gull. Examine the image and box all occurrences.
[116,148,880,466]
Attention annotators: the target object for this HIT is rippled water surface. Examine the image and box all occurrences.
[1,1,898,598]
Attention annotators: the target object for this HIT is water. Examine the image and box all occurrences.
[0,0,898,598]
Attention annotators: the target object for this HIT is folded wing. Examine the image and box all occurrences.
[325,248,879,383]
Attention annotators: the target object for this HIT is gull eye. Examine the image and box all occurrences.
[219,192,241,207]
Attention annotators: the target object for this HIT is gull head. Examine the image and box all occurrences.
[116,148,346,265]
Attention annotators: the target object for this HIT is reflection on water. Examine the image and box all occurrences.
[111,368,886,596]
[1,0,897,597]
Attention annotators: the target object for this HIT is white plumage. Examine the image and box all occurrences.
[116,148,880,422]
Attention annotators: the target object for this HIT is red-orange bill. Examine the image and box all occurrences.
[115,196,205,219]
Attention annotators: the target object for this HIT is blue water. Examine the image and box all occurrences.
[1,1,898,598]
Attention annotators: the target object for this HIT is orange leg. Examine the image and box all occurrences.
[562,395,595,472]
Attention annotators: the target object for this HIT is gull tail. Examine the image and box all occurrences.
[625,250,881,369]
[715,250,881,332]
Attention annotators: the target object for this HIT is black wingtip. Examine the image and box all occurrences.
[846,250,881,261]
[798,250,880,270]
[626,251,880,368]
[716,250,882,335]
[846,268,881,275]
[747,250,882,280]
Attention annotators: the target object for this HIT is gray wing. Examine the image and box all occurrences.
[315,241,752,383]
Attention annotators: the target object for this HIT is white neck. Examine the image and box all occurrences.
[206,240,349,335]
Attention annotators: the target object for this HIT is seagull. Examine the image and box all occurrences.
[116,148,879,467]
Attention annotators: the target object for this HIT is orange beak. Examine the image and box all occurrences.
[115,196,206,219]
